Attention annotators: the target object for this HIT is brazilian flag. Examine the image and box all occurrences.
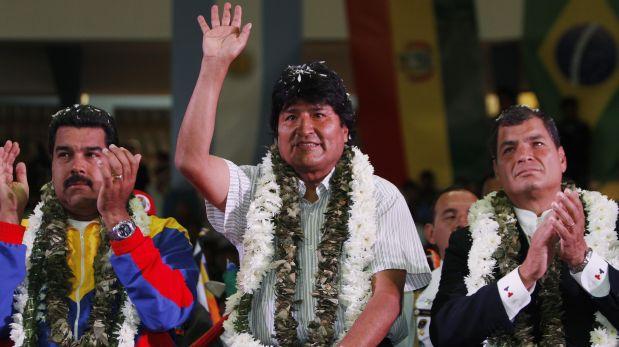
[524,0,619,190]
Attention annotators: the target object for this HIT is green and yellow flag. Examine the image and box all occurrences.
[524,0,619,194]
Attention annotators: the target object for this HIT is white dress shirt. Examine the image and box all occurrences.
[496,207,611,320]
[205,160,431,345]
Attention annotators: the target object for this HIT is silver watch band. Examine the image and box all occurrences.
[569,247,593,274]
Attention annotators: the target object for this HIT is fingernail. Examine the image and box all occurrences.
[110,144,117,149]
[102,148,109,153]
[96,159,102,166]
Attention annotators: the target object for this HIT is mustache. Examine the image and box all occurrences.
[64,174,93,189]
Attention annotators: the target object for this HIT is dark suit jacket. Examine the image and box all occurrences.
[430,224,619,346]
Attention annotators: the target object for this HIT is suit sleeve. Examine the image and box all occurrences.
[0,222,26,339]
[587,226,619,328]
[109,218,199,332]
[430,228,513,346]
[593,264,619,328]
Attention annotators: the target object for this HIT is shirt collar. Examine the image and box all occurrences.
[513,207,552,239]
[297,167,336,199]
[67,218,99,233]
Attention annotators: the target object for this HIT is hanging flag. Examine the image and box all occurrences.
[524,0,619,186]
[346,0,486,187]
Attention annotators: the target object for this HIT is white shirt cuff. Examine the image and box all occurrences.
[496,267,534,321]
[570,251,611,297]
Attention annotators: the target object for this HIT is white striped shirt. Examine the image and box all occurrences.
[206,160,431,345]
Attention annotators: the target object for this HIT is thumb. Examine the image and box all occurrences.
[238,22,252,45]
[15,162,28,195]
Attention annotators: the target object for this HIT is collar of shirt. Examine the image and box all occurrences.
[67,218,99,233]
[297,167,336,200]
[513,207,552,239]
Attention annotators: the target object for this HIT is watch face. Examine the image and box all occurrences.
[112,220,136,239]
[117,223,133,237]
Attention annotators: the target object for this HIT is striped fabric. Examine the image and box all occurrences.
[206,160,431,345]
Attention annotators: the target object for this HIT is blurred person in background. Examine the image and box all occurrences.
[415,187,477,347]
[558,97,591,189]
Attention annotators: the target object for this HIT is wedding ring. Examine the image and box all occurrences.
[113,174,123,180]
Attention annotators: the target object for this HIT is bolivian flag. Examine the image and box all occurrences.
[524,0,619,188]
[346,0,487,187]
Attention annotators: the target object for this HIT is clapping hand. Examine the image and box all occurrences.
[0,140,28,224]
[95,144,141,228]
[550,188,588,269]
[519,211,560,289]
[199,2,252,63]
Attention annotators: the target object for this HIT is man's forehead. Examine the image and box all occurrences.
[54,126,106,149]
[497,118,551,143]
[282,102,333,112]
[436,190,477,210]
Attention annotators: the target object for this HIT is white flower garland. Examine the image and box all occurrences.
[222,147,377,346]
[9,197,149,347]
[466,190,619,346]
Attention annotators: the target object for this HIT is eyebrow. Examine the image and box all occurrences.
[440,208,457,216]
[499,134,546,148]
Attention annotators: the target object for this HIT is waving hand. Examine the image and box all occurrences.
[199,3,252,63]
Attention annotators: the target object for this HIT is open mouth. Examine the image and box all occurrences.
[295,142,320,150]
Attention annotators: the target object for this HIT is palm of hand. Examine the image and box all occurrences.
[203,26,243,59]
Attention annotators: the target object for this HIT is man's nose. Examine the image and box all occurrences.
[70,156,87,174]
[456,214,468,229]
[298,113,314,134]
[516,144,533,163]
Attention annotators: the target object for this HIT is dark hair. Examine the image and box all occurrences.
[429,185,477,222]
[270,61,355,143]
[48,104,119,154]
[489,105,561,160]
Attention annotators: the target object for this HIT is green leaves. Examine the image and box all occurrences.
[21,182,129,347]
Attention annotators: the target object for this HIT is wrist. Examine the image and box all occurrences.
[569,247,592,273]
[517,265,536,290]
[108,219,137,241]
[200,57,231,73]
[0,211,19,225]
[101,210,131,229]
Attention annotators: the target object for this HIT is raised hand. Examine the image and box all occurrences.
[551,189,588,269]
[518,211,560,289]
[95,144,141,229]
[0,140,29,224]
[198,2,252,63]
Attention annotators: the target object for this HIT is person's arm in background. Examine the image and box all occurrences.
[0,141,29,338]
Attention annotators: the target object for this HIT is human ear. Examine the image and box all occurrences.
[423,223,435,245]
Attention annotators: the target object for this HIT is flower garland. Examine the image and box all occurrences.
[222,145,377,346]
[9,182,148,346]
[466,189,619,346]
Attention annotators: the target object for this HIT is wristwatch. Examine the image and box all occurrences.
[569,247,593,274]
[109,219,137,241]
